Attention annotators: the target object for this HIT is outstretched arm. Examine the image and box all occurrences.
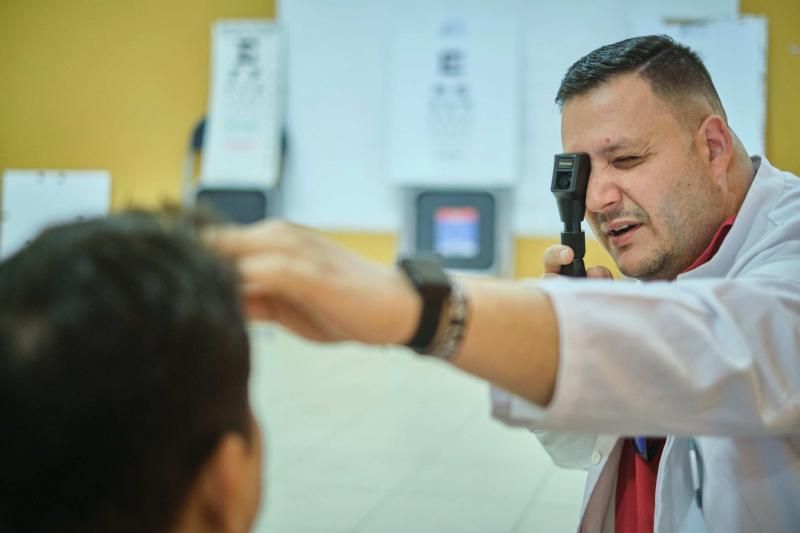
[207,220,560,406]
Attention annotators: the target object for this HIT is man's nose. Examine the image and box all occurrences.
[585,167,622,214]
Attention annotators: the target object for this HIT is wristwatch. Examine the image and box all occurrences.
[397,256,452,353]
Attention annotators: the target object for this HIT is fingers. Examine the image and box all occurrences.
[542,245,614,280]
[543,245,573,275]
[237,253,318,302]
[208,219,416,345]
[204,219,309,259]
[203,224,263,258]
[243,295,335,343]
[587,266,614,279]
[243,295,278,322]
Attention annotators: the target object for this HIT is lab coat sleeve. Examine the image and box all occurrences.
[491,386,599,469]
[529,254,800,436]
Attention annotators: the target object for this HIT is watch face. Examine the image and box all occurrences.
[414,260,449,285]
[401,257,450,287]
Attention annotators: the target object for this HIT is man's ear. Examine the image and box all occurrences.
[191,432,258,533]
[696,114,733,181]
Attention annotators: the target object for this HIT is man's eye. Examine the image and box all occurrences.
[613,156,641,169]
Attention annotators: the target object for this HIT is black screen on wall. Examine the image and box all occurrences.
[196,188,269,224]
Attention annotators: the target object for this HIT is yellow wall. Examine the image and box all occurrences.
[0,1,795,278]
[0,0,275,209]
[740,0,800,176]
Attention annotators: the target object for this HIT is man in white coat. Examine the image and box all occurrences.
[209,35,800,532]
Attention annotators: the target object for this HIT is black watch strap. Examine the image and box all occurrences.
[398,256,451,352]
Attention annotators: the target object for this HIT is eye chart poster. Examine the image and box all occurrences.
[202,21,283,187]
[387,6,521,187]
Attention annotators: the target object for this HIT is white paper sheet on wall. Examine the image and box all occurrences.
[386,5,521,186]
[278,0,768,234]
[202,20,283,187]
[0,170,111,259]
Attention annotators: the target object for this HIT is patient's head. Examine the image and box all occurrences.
[0,211,262,533]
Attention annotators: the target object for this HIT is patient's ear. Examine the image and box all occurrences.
[182,427,263,533]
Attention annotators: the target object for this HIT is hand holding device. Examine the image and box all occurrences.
[550,153,590,277]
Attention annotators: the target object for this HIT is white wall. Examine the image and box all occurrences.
[277,0,758,236]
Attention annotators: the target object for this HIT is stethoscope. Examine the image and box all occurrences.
[688,437,705,510]
[634,436,704,509]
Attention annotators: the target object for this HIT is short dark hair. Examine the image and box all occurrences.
[556,35,725,119]
[0,211,251,533]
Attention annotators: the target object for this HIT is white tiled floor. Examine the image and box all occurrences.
[248,326,586,533]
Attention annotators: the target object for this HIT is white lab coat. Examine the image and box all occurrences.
[492,157,800,532]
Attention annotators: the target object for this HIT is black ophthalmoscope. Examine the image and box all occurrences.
[550,153,590,277]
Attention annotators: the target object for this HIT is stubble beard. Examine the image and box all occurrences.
[621,172,722,281]
[594,205,674,281]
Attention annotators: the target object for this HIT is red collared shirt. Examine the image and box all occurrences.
[614,214,736,533]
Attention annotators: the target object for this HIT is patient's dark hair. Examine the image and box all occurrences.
[0,211,251,533]
[556,35,726,120]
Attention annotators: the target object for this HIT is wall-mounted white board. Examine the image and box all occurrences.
[1,170,111,259]
[278,0,764,236]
